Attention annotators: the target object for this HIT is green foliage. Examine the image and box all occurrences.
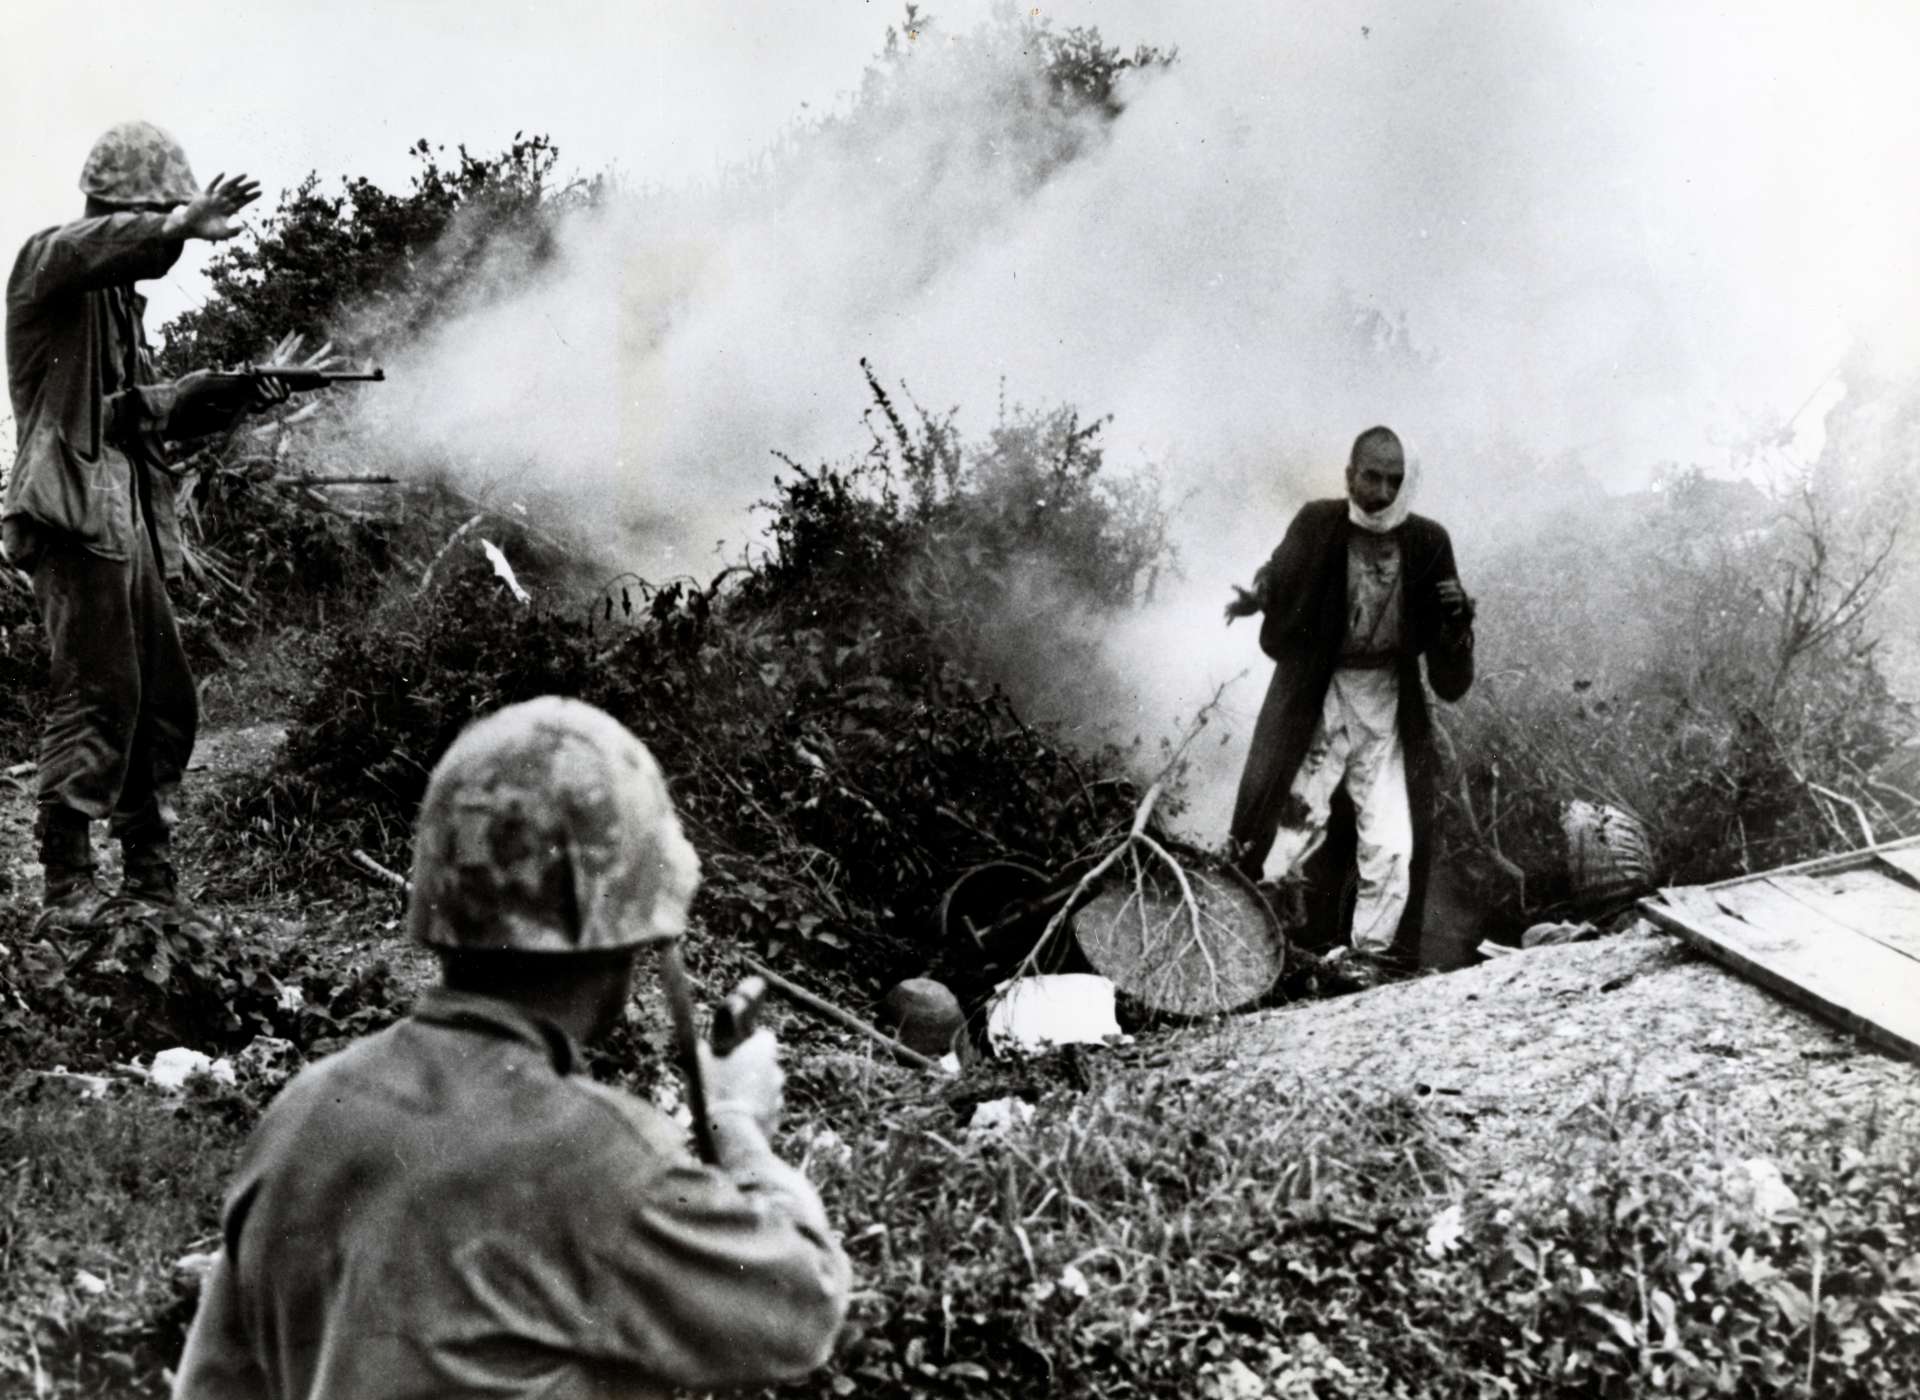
[0,585,45,762]
[838,4,1175,191]
[1441,465,1912,916]
[0,1080,249,1399]
[0,903,407,1077]
[208,365,1176,1007]
[158,133,586,373]
[752,1054,1920,1398]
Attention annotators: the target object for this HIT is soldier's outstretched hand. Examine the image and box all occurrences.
[701,1029,786,1138]
[167,173,262,242]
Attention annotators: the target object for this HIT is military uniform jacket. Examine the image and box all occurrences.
[171,990,852,1400]
[4,212,220,579]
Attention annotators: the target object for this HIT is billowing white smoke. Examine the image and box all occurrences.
[339,2,1920,837]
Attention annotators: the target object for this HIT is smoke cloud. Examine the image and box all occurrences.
[339,1,1920,837]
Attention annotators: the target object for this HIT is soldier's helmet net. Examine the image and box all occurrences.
[79,121,200,209]
[410,698,701,954]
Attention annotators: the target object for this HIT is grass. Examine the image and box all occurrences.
[4,983,1917,1397]
[0,1078,251,1397]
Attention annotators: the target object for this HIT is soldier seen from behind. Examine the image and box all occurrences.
[4,120,332,929]
[171,696,853,1398]
[1224,426,1476,985]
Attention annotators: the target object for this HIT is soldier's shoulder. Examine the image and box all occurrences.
[565,1074,689,1157]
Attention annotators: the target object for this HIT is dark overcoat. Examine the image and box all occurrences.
[1229,498,1475,954]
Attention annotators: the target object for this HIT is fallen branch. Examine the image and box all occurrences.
[339,847,943,1073]
[1003,681,1235,986]
[1807,781,1875,848]
[348,848,410,891]
[742,958,945,1073]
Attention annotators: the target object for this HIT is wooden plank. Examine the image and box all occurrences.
[1876,845,1920,889]
[1641,888,1920,1063]
[1704,834,1920,889]
[1719,876,1920,966]
[1773,869,1920,962]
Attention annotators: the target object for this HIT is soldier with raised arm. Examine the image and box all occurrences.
[172,697,853,1399]
[4,121,326,927]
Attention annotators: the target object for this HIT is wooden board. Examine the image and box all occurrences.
[1707,874,1920,966]
[1703,834,1920,888]
[1876,845,1920,889]
[1761,870,1920,963]
[1642,878,1920,1062]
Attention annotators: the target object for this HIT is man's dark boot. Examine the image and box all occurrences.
[35,806,111,932]
[122,839,182,909]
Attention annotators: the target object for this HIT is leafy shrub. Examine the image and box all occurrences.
[756,1051,1920,1399]
[1441,465,1913,918]
[157,133,590,376]
[0,1077,250,1399]
[0,904,408,1077]
[213,364,1179,1010]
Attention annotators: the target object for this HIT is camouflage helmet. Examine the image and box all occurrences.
[79,121,199,208]
[409,698,701,953]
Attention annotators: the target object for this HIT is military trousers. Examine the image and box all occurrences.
[25,518,197,846]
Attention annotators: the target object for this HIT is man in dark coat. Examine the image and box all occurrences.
[1225,426,1475,971]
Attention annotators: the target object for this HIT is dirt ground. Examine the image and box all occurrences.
[1194,924,1920,1188]
[10,720,1916,1192]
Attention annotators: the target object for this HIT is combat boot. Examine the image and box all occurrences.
[122,840,181,908]
[35,807,112,932]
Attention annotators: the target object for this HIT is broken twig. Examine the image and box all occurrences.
[742,958,945,1073]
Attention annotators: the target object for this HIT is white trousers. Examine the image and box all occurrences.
[1264,667,1412,954]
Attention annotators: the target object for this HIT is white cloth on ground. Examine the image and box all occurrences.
[1259,666,1412,953]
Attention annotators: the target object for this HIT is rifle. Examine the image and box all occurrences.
[208,364,386,393]
[660,945,768,1163]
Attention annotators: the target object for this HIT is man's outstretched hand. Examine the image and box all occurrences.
[163,173,262,242]
[1224,584,1261,625]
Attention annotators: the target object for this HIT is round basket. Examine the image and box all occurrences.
[1072,860,1285,1016]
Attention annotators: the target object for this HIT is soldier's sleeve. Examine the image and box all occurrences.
[523,1107,852,1389]
[169,1254,269,1400]
[13,213,184,302]
[111,381,245,447]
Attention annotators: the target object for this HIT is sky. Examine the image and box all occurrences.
[5,0,1915,479]
[5,0,1918,829]
[0,0,891,327]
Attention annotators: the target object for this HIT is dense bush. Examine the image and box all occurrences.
[0,901,408,1078]
[222,367,1177,1002]
[1440,463,1913,919]
[157,133,588,376]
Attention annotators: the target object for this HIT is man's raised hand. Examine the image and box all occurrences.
[165,173,263,243]
[1224,584,1261,625]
